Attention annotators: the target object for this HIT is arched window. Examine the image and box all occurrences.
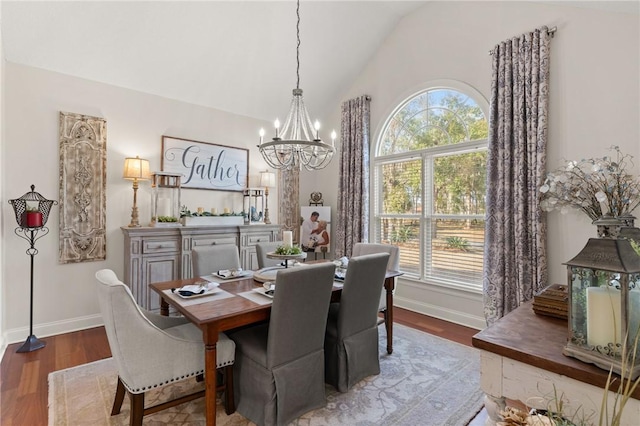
[373,85,488,290]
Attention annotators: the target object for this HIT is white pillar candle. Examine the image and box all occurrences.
[629,288,640,344]
[283,231,293,248]
[158,198,171,217]
[224,207,230,214]
[211,208,217,215]
[587,286,622,347]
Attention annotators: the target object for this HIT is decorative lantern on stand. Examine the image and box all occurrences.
[8,185,57,353]
[563,217,640,379]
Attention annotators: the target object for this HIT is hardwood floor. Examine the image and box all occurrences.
[0,308,484,425]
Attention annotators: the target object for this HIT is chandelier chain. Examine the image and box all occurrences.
[296,0,300,90]
[256,0,335,171]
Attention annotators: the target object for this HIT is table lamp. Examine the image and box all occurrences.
[123,156,150,227]
[260,170,276,224]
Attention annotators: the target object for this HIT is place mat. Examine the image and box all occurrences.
[162,288,235,307]
[201,271,254,284]
[237,290,273,305]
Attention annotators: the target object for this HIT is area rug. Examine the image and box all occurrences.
[48,324,483,425]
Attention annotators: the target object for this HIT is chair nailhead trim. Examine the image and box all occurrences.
[126,363,233,392]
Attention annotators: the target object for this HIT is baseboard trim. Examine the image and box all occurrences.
[395,296,487,330]
[4,314,104,345]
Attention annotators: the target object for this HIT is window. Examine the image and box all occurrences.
[373,85,488,291]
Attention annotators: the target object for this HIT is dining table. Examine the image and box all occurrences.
[149,263,402,426]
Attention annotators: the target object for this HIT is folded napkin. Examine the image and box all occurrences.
[217,269,243,278]
[171,282,218,297]
[263,281,276,291]
[174,282,219,294]
[180,284,207,293]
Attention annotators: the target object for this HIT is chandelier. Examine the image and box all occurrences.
[258,0,336,171]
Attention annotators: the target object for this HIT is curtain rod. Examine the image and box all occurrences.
[488,26,557,55]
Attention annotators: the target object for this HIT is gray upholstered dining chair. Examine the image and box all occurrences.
[192,244,241,277]
[351,242,400,317]
[229,262,336,426]
[95,269,236,425]
[324,252,390,392]
[255,241,283,269]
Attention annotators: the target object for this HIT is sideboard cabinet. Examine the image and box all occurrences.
[122,224,280,311]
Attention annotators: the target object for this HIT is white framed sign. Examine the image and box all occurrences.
[161,136,248,191]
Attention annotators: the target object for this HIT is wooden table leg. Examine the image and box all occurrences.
[203,327,219,426]
[384,277,394,354]
[160,297,169,316]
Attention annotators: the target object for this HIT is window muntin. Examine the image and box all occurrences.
[379,89,488,156]
[374,86,488,290]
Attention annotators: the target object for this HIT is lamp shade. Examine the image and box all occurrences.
[123,156,150,180]
[260,171,276,188]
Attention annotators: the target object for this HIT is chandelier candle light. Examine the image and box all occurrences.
[257,0,336,171]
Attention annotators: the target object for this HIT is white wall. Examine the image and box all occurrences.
[304,1,639,329]
[2,64,275,343]
[0,4,5,356]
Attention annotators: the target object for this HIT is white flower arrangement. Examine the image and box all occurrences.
[540,146,640,222]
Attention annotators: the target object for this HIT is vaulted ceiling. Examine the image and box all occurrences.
[2,1,638,122]
[1,1,426,121]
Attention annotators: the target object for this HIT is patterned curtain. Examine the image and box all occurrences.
[278,168,300,242]
[483,26,552,325]
[335,95,371,258]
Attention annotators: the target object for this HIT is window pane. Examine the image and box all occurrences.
[428,218,484,285]
[381,159,422,214]
[433,151,487,215]
[379,89,488,156]
[378,218,420,275]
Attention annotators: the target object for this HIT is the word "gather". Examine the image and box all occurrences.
[173,145,243,187]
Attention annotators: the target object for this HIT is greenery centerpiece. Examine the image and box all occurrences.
[274,244,303,256]
[178,205,245,226]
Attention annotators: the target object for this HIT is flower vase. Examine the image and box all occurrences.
[593,215,624,239]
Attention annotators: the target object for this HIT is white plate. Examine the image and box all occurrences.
[253,267,282,283]
[252,287,275,299]
[214,271,251,280]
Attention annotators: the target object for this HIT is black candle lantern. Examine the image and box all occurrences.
[8,185,57,353]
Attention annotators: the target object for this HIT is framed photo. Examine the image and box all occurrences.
[300,206,331,253]
[161,136,248,191]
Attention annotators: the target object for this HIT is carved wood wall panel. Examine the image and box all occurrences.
[277,168,300,242]
[58,112,107,263]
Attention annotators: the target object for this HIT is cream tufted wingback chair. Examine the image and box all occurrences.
[95,269,236,425]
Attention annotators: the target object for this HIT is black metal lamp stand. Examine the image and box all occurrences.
[9,185,57,353]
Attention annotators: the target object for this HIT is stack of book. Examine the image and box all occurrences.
[532,283,568,320]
